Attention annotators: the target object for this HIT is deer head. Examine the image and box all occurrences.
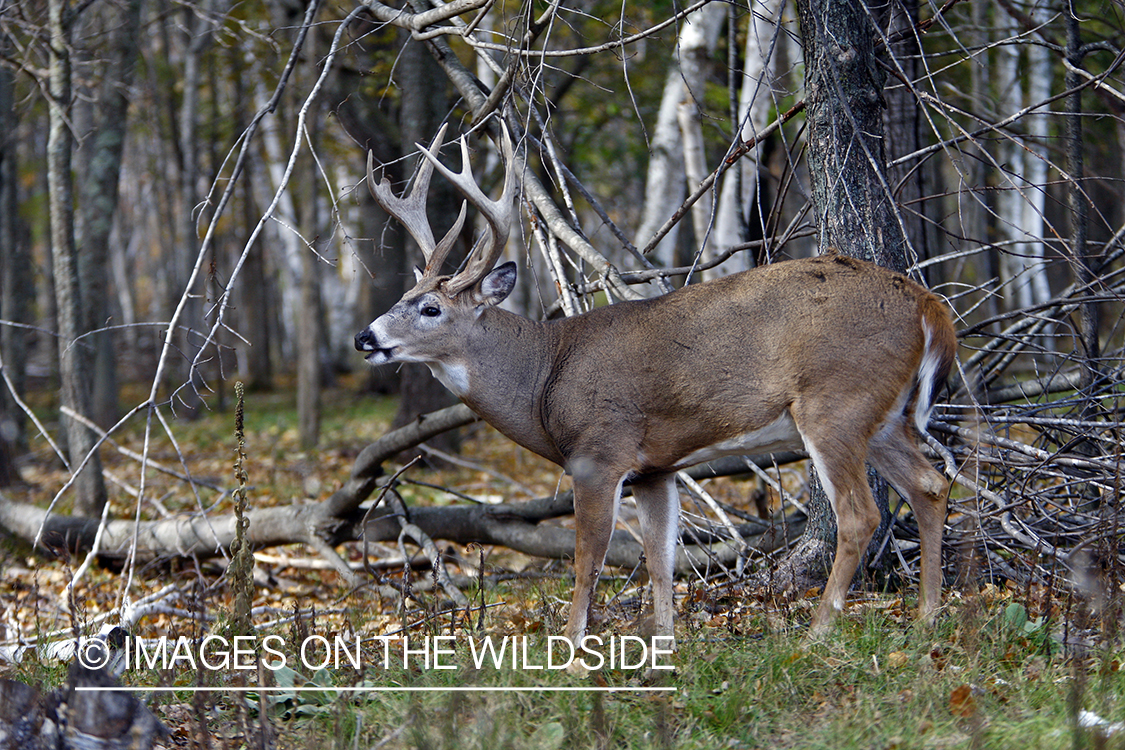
[356,124,518,379]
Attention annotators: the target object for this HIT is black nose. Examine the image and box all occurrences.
[355,329,376,351]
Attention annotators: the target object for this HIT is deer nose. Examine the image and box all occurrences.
[354,329,377,352]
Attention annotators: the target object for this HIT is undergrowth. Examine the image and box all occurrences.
[113,598,1124,750]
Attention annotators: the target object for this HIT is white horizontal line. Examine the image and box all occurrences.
[76,685,677,693]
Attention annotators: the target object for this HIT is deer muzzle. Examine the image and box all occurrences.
[354,328,395,364]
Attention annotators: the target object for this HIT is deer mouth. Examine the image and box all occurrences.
[355,329,397,364]
[364,346,397,364]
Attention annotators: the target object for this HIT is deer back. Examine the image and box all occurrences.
[534,253,953,475]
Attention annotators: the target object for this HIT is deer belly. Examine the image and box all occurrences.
[674,411,801,469]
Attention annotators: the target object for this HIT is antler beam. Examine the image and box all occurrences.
[367,124,467,276]
[418,123,517,295]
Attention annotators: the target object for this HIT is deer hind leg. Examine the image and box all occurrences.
[867,420,948,622]
[631,473,679,646]
[794,409,882,637]
[563,463,626,644]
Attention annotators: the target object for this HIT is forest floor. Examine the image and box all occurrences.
[1,377,1123,748]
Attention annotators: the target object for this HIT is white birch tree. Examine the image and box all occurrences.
[706,0,785,279]
[635,2,726,269]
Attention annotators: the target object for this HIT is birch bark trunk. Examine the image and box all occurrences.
[47,0,107,515]
[635,3,725,269]
[707,0,784,279]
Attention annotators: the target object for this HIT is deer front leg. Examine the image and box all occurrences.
[631,473,679,648]
[563,464,626,645]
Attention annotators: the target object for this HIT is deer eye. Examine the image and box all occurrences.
[420,305,441,318]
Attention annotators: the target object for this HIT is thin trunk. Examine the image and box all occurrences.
[298,34,323,450]
[636,73,686,267]
[254,86,304,363]
[883,0,928,264]
[967,0,1000,323]
[390,33,462,453]
[298,233,323,449]
[1065,8,1100,396]
[708,0,783,279]
[111,227,139,347]
[172,0,215,414]
[239,174,274,390]
[48,0,107,515]
[678,97,711,254]
[328,47,403,392]
[357,194,403,395]
[995,12,1024,306]
[235,47,273,390]
[0,426,13,487]
[0,59,18,484]
[992,7,1053,311]
[1021,7,1052,308]
[205,27,226,412]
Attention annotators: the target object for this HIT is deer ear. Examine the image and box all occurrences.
[478,261,516,307]
[413,265,425,283]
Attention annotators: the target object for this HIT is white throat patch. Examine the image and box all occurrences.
[427,362,470,396]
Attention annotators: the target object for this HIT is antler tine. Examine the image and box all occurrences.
[418,123,517,295]
[367,124,465,276]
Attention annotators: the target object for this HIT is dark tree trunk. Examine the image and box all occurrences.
[1065,12,1100,399]
[170,1,215,415]
[357,193,406,396]
[0,25,31,480]
[797,0,906,270]
[74,0,142,430]
[0,432,14,488]
[333,38,406,396]
[239,178,275,392]
[297,60,324,450]
[231,45,273,392]
[780,0,906,591]
[883,0,932,265]
[389,34,463,454]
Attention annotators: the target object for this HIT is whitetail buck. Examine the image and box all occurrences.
[355,125,957,645]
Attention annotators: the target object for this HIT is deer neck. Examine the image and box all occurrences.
[440,308,563,465]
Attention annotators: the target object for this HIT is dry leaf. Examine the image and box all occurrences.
[949,684,976,718]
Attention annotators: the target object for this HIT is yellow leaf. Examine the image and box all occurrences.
[887,651,909,669]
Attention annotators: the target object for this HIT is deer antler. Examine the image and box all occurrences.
[367,123,467,277]
[418,123,517,295]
